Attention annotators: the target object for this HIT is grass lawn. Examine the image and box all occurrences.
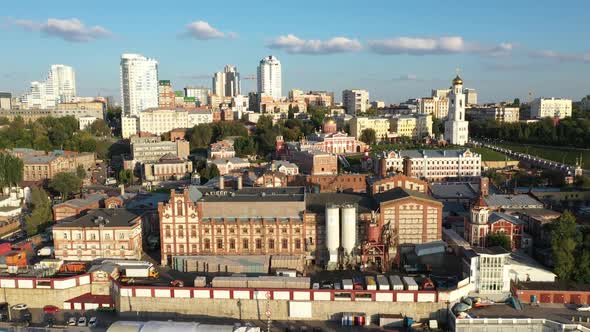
[496,143,589,167]
[470,147,513,162]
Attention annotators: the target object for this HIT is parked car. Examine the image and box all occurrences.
[170,280,184,287]
[43,305,59,313]
[320,280,334,289]
[89,316,98,327]
[77,316,87,326]
[577,305,590,312]
[312,283,320,289]
[67,317,77,326]
[11,304,27,311]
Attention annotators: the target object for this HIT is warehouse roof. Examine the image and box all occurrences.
[197,187,305,203]
[429,182,480,200]
[305,192,374,213]
[54,193,107,209]
[374,187,442,205]
[484,194,543,208]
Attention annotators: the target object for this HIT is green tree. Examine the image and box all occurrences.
[551,211,579,280]
[87,119,112,137]
[49,172,83,199]
[118,169,134,185]
[76,165,86,179]
[359,128,377,145]
[0,153,24,189]
[432,117,444,137]
[487,232,512,251]
[24,187,52,236]
[199,164,220,181]
[190,124,214,149]
[575,175,590,188]
[234,137,257,157]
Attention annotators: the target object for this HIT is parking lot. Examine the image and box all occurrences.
[4,306,116,330]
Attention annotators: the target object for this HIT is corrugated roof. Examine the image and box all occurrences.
[53,209,143,228]
[484,194,543,208]
[429,182,480,199]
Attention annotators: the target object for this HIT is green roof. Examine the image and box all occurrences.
[184,97,195,102]
[174,91,184,97]
[159,80,171,85]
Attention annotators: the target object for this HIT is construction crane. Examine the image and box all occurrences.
[242,74,256,80]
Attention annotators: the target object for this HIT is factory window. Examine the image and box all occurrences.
[282,228,287,234]
[295,228,300,233]
[204,239,211,250]
[229,239,236,249]
[90,234,96,240]
[229,228,235,234]
[179,244,184,254]
[165,226,171,238]
[255,228,261,234]
[268,239,275,249]
[204,228,210,234]
[191,225,197,237]
[243,239,249,250]
[295,239,301,249]
[191,244,197,252]
[217,239,223,250]
[77,233,82,240]
[243,228,249,234]
[166,245,171,253]
[256,239,262,249]
[268,228,274,233]
[177,201,183,216]
[105,233,111,240]
[282,239,288,249]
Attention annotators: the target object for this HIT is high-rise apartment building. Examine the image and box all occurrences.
[0,92,11,110]
[184,86,210,106]
[342,89,369,115]
[120,53,159,117]
[464,88,478,105]
[21,65,77,109]
[212,65,241,97]
[444,75,469,146]
[257,56,282,100]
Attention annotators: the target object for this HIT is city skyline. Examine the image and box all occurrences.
[1,0,589,103]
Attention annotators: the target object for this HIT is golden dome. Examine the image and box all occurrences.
[452,75,463,85]
[324,118,336,125]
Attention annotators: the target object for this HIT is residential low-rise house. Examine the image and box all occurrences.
[268,160,299,176]
[53,193,108,222]
[209,140,235,159]
[142,154,193,183]
[53,208,143,261]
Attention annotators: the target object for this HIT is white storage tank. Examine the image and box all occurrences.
[325,205,340,263]
[340,204,357,255]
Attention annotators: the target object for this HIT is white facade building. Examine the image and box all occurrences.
[138,108,189,136]
[188,110,214,127]
[342,89,369,115]
[257,56,282,100]
[78,116,98,130]
[464,88,478,105]
[21,64,77,109]
[212,65,240,98]
[530,97,572,119]
[464,247,511,294]
[444,75,469,146]
[122,116,139,139]
[184,86,210,106]
[120,53,159,117]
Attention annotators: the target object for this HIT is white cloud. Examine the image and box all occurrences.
[530,50,590,63]
[183,21,234,40]
[11,18,111,42]
[268,34,362,54]
[367,36,513,57]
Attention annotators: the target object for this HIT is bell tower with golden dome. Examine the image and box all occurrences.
[444,74,469,145]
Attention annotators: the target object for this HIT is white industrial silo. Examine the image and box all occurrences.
[325,205,340,264]
[341,204,357,255]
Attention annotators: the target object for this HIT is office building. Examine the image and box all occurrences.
[187,110,214,127]
[444,75,469,146]
[467,105,520,123]
[130,136,189,164]
[342,89,369,115]
[53,209,143,261]
[371,101,385,109]
[120,53,159,117]
[257,55,282,100]
[431,89,450,98]
[13,149,96,182]
[184,86,210,106]
[464,88,478,105]
[142,155,193,183]
[530,97,572,119]
[0,92,11,110]
[289,90,333,107]
[375,149,481,181]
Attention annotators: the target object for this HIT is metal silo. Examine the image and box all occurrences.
[325,204,340,264]
[341,204,357,255]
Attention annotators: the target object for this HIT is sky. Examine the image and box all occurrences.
[1,0,589,104]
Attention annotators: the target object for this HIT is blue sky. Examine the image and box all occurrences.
[1,0,589,104]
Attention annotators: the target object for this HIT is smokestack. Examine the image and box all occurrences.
[119,184,125,196]
[380,158,387,178]
[219,176,224,190]
[237,176,243,190]
[403,157,412,177]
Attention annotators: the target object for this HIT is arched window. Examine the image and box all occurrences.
[176,200,183,216]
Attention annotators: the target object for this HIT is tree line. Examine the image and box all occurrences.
[470,113,590,148]
[0,116,113,159]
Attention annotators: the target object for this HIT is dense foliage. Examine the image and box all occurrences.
[486,232,512,251]
[24,187,52,236]
[0,116,113,159]
[551,211,586,281]
[470,114,590,148]
[0,153,23,188]
[49,172,83,200]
